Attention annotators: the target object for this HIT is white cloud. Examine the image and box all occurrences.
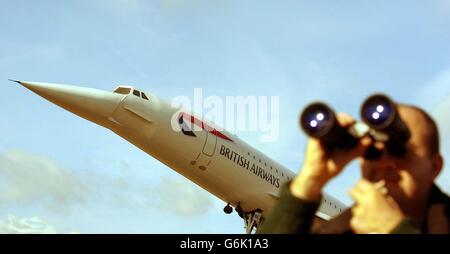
[147,177,213,217]
[0,215,57,234]
[0,148,214,222]
[0,150,88,213]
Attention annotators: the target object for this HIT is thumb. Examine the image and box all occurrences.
[356,136,373,154]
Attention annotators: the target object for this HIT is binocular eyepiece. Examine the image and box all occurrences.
[300,94,411,158]
[300,102,359,150]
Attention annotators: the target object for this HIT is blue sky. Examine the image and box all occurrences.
[1,0,449,233]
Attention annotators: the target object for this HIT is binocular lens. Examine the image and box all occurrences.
[361,94,395,130]
[300,103,334,138]
[361,94,411,158]
[300,94,410,157]
[300,102,358,150]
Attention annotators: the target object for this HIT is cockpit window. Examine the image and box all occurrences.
[113,86,149,101]
[113,87,131,95]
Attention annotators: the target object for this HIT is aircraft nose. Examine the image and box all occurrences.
[15,80,122,127]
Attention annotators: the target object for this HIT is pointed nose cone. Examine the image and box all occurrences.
[17,81,122,127]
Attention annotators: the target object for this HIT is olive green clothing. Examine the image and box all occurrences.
[257,182,449,234]
[257,181,320,234]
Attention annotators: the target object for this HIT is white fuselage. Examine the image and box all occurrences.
[105,88,345,219]
[16,81,346,222]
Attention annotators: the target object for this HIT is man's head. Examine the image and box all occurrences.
[360,105,443,213]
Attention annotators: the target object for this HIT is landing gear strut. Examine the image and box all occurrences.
[242,208,263,234]
[235,203,244,218]
[235,203,263,234]
[224,203,263,233]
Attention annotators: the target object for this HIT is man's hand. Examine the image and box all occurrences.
[291,113,372,201]
[349,179,405,234]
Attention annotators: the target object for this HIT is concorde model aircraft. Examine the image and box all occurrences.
[12,80,346,233]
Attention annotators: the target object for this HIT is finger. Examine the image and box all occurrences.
[360,136,373,147]
[373,180,388,196]
[373,180,386,190]
[375,179,388,192]
[359,179,387,196]
[356,179,376,192]
[351,179,367,193]
[374,141,385,151]
[306,138,327,160]
[307,137,320,149]
[351,136,374,158]
[336,113,356,127]
[351,205,362,217]
[349,186,365,202]
[378,186,388,196]
[357,180,388,199]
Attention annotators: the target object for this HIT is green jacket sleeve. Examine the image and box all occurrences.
[389,218,421,234]
[257,181,320,234]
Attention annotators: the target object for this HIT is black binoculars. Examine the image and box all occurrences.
[299,94,411,159]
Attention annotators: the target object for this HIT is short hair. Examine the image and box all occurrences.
[399,104,440,156]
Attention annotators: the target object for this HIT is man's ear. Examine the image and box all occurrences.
[431,154,443,180]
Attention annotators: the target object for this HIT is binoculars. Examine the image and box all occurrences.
[300,94,411,159]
